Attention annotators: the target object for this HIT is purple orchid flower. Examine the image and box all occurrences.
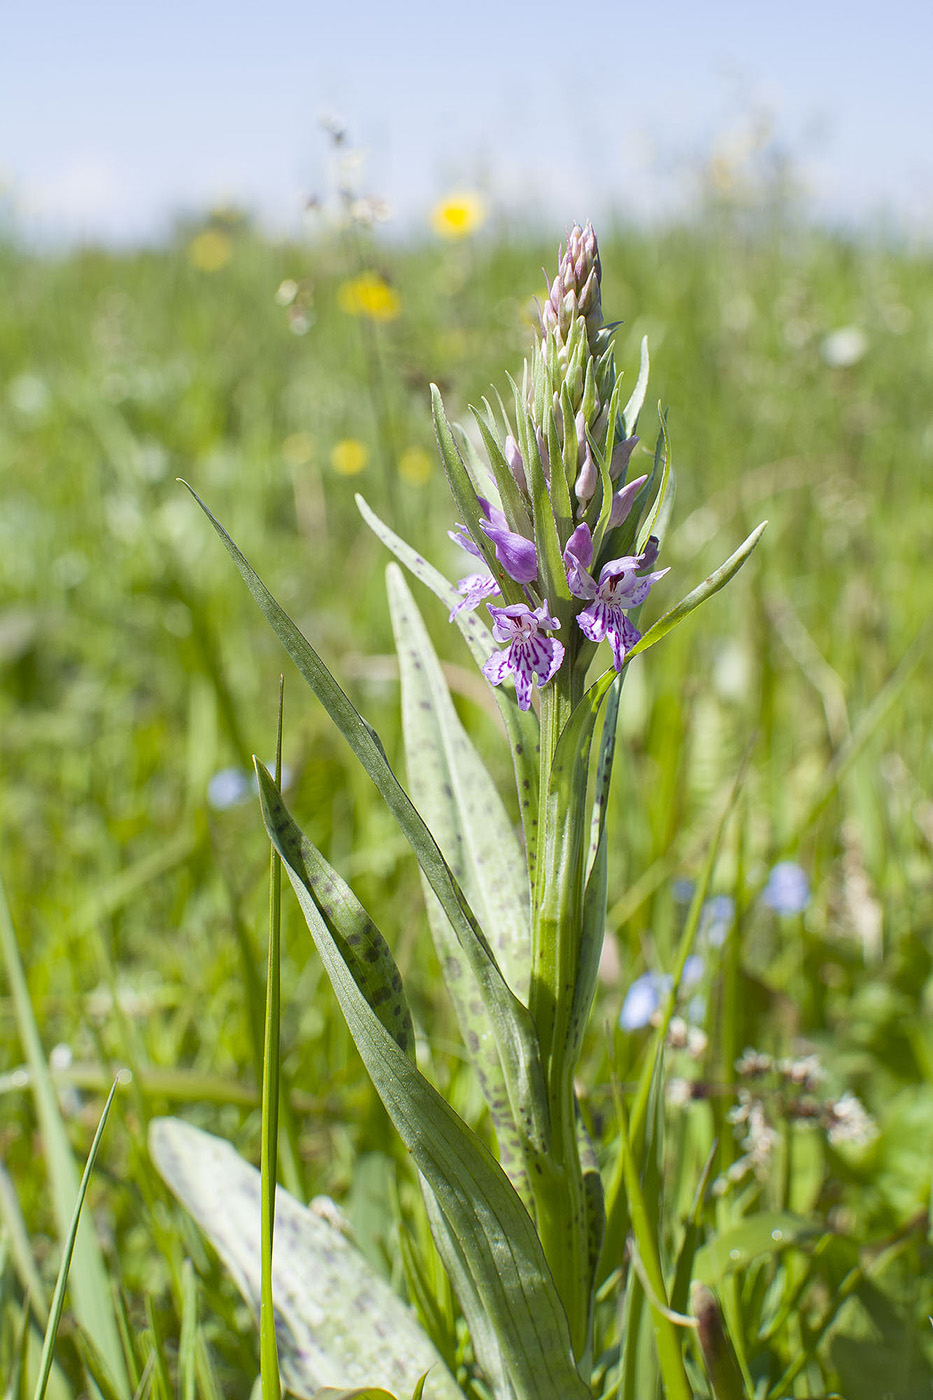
[448,497,538,620]
[482,601,564,710]
[563,522,669,670]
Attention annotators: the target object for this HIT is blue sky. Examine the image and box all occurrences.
[3,0,931,244]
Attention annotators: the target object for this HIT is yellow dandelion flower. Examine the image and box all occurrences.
[187,229,233,272]
[398,446,433,486]
[331,438,369,476]
[430,192,486,239]
[282,432,315,467]
[337,272,401,322]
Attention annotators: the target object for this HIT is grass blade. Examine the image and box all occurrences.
[32,1080,119,1400]
[0,870,130,1399]
[260,677,285,1400]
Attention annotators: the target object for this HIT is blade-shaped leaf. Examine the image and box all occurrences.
[693,1214,818,1284]
[258,784,590,1400]
[388,566,533,1204]
[387,566,530,998]
[622,336,650,437]
[420,1181,517,1400]
[33,1081,119,1400]
[470,401,532,539]
[635,409,672,553]
[254,760,415,1059]
[0,872,130,1399]
[626,521,768,662]
[184,483,548,1157]
[150,1118,464,1400]
[430,386,523,611]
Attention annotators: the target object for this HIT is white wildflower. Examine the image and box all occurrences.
[826,1092,877,1147]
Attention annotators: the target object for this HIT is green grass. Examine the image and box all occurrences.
[1,203,932,1397]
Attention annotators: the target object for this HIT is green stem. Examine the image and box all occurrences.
[525,673,593,1359]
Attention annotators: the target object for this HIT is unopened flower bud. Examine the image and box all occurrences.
[560,289,577,337]
[535,425,550,481]
[563,222,600,299]
[581,360,598,422]
[544,222,603,348]
[575,409,588,459]
[640,536,660,569]
[590,405,609,443]
[609,473,648,527]
[609,435,639,480]
[504,433,527,492]
[578,265,601,329]
[574,445,598,503]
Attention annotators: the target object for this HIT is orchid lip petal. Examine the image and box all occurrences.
[481,599,564,709]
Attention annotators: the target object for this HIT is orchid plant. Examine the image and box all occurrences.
[153,224,766,1399]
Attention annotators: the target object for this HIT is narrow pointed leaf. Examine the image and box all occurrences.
[622,336,650,437]
[33,1081,119,1400]
[0,873,130,1399]
[635,408,672,553]
[388,566,531,998]
[256,766,548,1162]
[150,1118,464,1400]
[260,684,285,1400]
[388,566,533,1203]
[184,483,547,1152]
[254,761,415,1058]
[626,521,768,662]
[612,1096,693,1400]
[431,387,523,608]
[470,403,532,538]
[419,1182,517,1400]
[259,787,590,1400]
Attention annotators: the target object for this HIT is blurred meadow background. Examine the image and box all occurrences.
[2,2,933,1396]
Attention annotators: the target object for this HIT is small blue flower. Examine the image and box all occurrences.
[682,954,704,989]
[208,761,293,811]
[619,971,673,1030]
[700,895,735,947]
[762,861,810,916]
[672,878,695,905]
[207,767,253,811]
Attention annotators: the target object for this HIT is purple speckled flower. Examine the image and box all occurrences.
[448,497,538,619]
[563,523,668,670]
[482,601,564,710]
